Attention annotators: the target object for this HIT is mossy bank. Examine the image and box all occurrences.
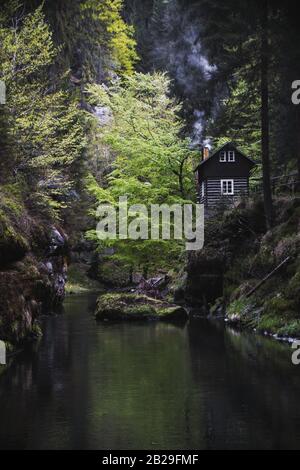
[179,196,300,338]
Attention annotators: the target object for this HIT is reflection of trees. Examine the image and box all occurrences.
[187,318,300,449]
[0,296,94,449]
[1,299,300,450]
[0,297,204,450]
[87,321,205,450]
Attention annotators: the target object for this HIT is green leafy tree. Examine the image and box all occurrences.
[80,0,138,78]
[86,72,196,276]
[0,5,86,217]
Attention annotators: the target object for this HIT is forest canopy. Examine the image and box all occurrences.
[1,0,300,266]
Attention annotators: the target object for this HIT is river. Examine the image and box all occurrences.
[0,294,300,450]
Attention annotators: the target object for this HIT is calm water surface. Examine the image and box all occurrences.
[0,294,300,450]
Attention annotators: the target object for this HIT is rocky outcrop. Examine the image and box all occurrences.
[0,203,69,345]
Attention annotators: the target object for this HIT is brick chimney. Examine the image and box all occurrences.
[202,146,210,160]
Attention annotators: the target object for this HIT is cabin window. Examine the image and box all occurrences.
[201,182,205,198]
[220,150,235,162]
[228,151,235,162]
[221,179,234,195]
[219,151,226,162]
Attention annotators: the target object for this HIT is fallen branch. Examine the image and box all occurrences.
[246,256,291,298]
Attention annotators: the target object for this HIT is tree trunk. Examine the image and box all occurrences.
[178,161,185,199]
[143,265,148,280]
[261,0,274,228]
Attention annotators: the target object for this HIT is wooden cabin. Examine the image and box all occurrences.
[194,142,256,209]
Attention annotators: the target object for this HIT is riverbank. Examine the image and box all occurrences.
[180,195,300,339]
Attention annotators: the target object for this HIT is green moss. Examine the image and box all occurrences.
[256,314,300,338]
[263,295,297,317]
[156,306,185,317]
[227,297,249,318]
[95,293,188,322]
[277,321,300,337]
[126,305,157,316]
[257,314,286,334]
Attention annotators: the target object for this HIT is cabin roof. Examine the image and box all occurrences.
[193,142,256,172]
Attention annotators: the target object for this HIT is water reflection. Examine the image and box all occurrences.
[0,296,300,450]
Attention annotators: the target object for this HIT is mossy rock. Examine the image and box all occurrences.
[95,293,188,322]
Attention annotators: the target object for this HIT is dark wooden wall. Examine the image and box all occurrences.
[206,177,248,206]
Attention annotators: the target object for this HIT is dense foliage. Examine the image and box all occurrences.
[86,73,196,276]
[1,0,300,275]
[0,6,86,216]
[0,0,138,220]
